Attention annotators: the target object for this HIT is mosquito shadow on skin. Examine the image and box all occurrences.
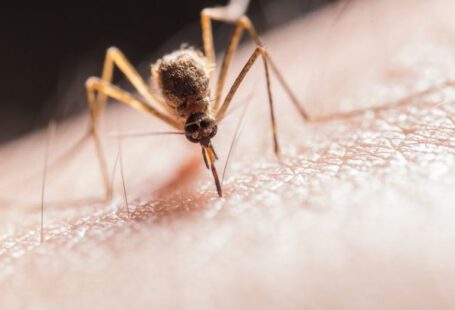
[121,166,224,223]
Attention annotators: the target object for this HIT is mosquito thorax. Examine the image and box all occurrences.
[152,47,212,119]
[184,113,218,145]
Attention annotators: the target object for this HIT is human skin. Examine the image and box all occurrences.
[1,0,455,308]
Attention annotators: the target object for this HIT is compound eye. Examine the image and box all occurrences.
[208,124,218,138]
[185,124,199,133]
[200,120,210,128]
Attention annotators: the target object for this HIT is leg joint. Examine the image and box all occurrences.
[86,76,103,89]
[238,16,252,27]
[106,46,121,57]
[256,46,267,55]
[201,8,210,17]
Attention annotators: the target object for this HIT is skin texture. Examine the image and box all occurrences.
[1,0,455,308]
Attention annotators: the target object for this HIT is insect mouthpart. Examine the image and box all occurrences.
[184,113,217,145]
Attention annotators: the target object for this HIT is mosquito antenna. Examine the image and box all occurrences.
[110,131,184,139]
[209,143,219,160]
[40,121,57,244]
[221,100,251,186]
[202,147,209,169]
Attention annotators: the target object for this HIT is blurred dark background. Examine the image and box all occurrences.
[0,0,336,144]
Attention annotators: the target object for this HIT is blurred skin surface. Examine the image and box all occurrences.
[1,0,455,308]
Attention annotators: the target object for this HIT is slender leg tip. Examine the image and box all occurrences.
[215,181,223,197]
[274,145,281,157]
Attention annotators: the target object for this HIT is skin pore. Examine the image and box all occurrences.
[1,0,455,308]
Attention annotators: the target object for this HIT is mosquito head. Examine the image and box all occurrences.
[184,113,217,146]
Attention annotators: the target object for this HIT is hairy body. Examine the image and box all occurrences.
[153,48,212,118]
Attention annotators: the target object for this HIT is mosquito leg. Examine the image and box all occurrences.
[118,137,130,218]
[86,78,181,129]
[91,130,111,200]
[40,121,56,244]
[86,77,182,199]
[201,9,310,121]
[200,10,256,110]
[216,47,280,155]
[94,47,167,121]
[200,9,216,67]
[88,47,176,133]
[213,17,252,111]
[200,0,250,64]
[85,46,182,200]
[239,18,309,121]
[266,57,310,120]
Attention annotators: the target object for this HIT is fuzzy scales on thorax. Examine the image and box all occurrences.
[152,47,213,119]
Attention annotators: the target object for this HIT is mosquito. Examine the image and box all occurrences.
[83,2,308,198]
